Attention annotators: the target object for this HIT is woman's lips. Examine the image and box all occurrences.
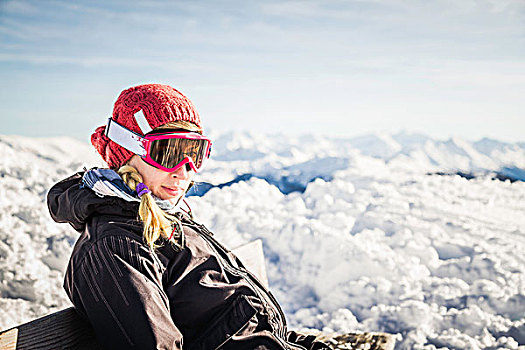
[161,186,184,196]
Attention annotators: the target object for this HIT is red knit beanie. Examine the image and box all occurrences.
[91,84,201,169]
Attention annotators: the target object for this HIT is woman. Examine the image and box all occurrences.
[47,84,328,350]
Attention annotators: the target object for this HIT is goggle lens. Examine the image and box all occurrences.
[149,137,210,171]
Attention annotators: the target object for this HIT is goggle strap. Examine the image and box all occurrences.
[105,118,147,157]
[134,110,152,134]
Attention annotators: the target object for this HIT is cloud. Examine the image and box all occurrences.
[0,52,172,68]
[0,0,39,15]
[0,52,227,76]
[0,17,70,41]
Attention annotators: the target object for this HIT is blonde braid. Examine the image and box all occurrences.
[118,165,182,250]
[114,121,200,250]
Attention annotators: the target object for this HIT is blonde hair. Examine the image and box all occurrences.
[117,120,202,250]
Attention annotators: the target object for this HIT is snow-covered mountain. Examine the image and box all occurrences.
[344,131,525,173]
[348,131,525,175]
[1,132,524,349]
[193,130,525,195]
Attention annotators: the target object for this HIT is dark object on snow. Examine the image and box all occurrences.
[0,309,395,350]
[428,170,524,183]
[315,332,396,350]
[0,307,102,350]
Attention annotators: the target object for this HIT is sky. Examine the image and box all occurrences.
[0,0,524,143]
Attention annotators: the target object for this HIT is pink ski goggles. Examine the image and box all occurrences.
[142,132,212,173]
[105,118,212,173]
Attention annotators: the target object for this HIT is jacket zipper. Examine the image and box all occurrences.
[186,221,305,350]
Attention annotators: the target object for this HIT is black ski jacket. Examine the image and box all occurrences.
[47,172,324,350]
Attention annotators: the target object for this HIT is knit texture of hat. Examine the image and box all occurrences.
[91,84,201,169]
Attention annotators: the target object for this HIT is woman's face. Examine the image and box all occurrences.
[127,155,195,202]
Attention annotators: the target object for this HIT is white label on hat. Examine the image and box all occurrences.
[134,110,153,134]
[106,118,147,156]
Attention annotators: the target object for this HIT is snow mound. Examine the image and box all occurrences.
[1,132,525,349]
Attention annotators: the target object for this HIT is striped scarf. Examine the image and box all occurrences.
[82,168,182,214]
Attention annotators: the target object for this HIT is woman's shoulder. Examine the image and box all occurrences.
[66,213,147,267]
[48,171,140,232]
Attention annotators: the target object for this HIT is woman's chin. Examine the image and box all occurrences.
[154,190,182,203]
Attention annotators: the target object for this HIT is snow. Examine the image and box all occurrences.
[1,132,525,349]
